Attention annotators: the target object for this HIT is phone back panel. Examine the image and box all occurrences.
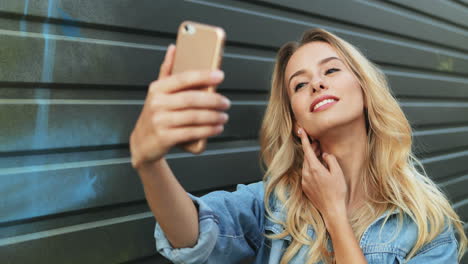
[173,21,225,93]
[172,21,225,154]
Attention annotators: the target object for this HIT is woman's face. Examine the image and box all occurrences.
[285,41,366,139]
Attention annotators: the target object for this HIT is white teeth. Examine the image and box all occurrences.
[313,99,336,111]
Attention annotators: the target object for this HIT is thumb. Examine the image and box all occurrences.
[322,153,342,175]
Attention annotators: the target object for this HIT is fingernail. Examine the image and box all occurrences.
[297,128,302,135]
[164,45,173,60]
[222,97,231,107]
[167,44,175,52]
[211,70,224,81]
[220,113,229,121]
[322,152,328,158]
[216,125,224,133]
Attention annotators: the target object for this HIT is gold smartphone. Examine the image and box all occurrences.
[172,21,226,154]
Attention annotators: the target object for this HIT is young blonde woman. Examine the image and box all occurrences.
[130,28,467,263]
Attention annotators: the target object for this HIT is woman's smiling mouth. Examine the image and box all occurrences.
[310,95,340,112]
[313,99,338,112]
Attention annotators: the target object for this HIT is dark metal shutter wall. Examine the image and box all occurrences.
[1,0,468,263]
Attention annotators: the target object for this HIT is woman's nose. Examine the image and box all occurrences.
[311,79,327,93]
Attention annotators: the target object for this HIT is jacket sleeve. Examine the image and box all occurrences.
[154,181,265,264]
[406,227,459,264]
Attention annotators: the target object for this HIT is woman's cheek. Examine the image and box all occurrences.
[292,98,306,118]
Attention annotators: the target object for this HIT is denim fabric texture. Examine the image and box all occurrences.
[154,181,458,263]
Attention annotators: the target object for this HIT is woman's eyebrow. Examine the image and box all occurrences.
[287,56,342,88]
[319,56,341,66]
[288,69,307,88]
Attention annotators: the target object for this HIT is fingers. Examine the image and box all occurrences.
[298,128,322,166]
[301,155,310,182]
[154,70,224,94]
[158,44,176,79]
[322,153,342,175]
[155,90,231,111]
[311,141,321,157]
[157,109,229,127]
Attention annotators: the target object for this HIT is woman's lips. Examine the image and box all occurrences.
[310,95,340,112]
[312,99,338,112]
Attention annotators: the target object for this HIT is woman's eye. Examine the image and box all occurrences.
[325,68,340,75]
[294,82,307,91]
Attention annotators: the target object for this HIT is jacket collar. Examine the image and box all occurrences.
[269,193,401,246]
[359,207,401,246]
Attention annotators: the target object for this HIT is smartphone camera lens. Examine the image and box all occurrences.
[184,24,196,35]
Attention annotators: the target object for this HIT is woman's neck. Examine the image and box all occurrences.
[316,115,368,212]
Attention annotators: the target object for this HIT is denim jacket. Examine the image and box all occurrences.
[154,181,459,263]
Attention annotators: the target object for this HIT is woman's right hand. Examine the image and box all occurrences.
[129,44,231,169]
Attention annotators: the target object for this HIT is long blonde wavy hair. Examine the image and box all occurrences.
[259,28,467,263]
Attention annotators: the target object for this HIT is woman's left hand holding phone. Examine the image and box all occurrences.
[130,44,230,169]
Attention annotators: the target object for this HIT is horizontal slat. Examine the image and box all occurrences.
[0,182,241,239]
[0,140,262,223]
[0,31,272,90]
[0,202,150,239]
[440,174,468,202]
[0,212,157,264]
[0,101,266,152]
[413,126,468,155]
[454,198,468,223]
[422,150,468,180]
[384,0,468,29]
[0,208,254,264]
[258,0,468,52]
[401,102,468,127]
[385,69,468,99]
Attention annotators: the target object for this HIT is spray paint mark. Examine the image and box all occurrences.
[2,0,97,225]
[25,0,56,220]
[57,8,81,38]
[33,0,56,150]
[31,0,95,219]
[19,0,30,34]
[1,166,98,222]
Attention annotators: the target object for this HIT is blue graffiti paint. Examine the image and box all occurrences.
[19,0,30,33]
[34,0,55,150]
[20,0,57,220]
[57,8,81,38]
[1,166,98,222]
[2,0,97,225]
